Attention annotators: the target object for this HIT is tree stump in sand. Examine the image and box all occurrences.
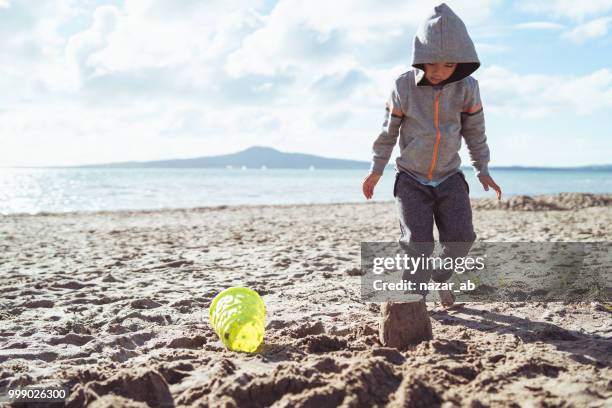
[379,295,432,348]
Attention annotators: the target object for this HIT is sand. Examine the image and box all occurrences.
[0,193,610,407]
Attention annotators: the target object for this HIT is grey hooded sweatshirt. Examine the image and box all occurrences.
[370,2,490,185]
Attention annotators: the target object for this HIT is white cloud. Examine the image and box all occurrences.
[514,21,564,30]
[54,5,120,88]
[225,0,499,78]
[562,16,612,43]
[517,1,612,44]
[518,0,612,21]
[478,66,612,118]
[475,42,510,54]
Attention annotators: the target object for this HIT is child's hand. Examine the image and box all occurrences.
[478,175,502,200]
[362,172,382,200]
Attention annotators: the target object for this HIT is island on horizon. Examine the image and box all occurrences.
[59,146,612,171]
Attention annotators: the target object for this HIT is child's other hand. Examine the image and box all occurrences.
[478,175,502,200]
[362,172,382,200]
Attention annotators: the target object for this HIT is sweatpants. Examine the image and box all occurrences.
[393,170,477,298]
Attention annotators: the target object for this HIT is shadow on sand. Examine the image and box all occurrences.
[431,305,611,368]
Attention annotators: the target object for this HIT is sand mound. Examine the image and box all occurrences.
[66,368,172,407]
[472,193,612,211]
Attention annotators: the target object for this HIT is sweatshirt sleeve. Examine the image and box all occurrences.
[461,79,490,177]
[370,84,404,175]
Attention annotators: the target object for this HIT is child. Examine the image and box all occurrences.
[362,3,502,306]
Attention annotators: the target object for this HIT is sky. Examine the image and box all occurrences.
[0,0,611,167]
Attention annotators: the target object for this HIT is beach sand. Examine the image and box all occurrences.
[1,193,610,407]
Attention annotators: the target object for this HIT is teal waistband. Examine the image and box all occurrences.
[401,170,459,188]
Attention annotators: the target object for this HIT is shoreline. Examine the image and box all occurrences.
[2,192,611,218]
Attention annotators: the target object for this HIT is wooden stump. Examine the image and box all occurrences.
[379,295,432,348]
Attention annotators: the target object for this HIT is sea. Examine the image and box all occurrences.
[1,168,610,215]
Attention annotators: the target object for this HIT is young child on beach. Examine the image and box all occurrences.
[362,3,502,306]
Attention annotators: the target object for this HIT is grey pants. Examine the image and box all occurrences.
[393,170,477,296]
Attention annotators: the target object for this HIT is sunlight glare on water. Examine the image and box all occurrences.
[0,168,610,215]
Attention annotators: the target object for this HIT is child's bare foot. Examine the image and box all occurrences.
[438,290,455,308]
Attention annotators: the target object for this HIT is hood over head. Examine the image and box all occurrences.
[412,3,480,86]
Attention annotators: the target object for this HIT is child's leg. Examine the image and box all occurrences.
[432,172,477,283]
[394,171,436,297]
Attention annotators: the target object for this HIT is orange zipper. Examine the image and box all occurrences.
[427,91,441,181]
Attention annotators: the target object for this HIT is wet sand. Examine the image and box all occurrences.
[0,193,610,407]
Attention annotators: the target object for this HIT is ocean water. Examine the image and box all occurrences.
[1,168,610,215]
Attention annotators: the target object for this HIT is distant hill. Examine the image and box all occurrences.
[76,146,373,169]
[74,146,612,171]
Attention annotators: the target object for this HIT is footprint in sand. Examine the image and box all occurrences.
[152,259,194,269]
[243,283,274,296]
[0,351,58,363]
[266,319,291,330]
[47,333,95,346]
[345,267,364,276]
[131,298,163,309]
[107,347,140,363]
[22,299,54,308]
[102,273,121,283]
[154,361,195,385]
[308,357,344,374]
[1,341,28,349]
[51,280,93,290]
[293,334,347,353]
[288,321,326,338]
[65,368,172,407]
[166,335,207,349]
[107,331,155,352]
[113,311,172,327]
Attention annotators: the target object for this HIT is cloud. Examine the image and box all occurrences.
[562,16,612,43]
[311,69,370,100]
[62,6,119,84]
[4,0,500,104]
[478,66,612,118]
[474,42,510,54]
[224,0,498,78]
[514,21,564,30]
[518,0,612,21]
[312,109,353,129]
[517,2,612,44]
